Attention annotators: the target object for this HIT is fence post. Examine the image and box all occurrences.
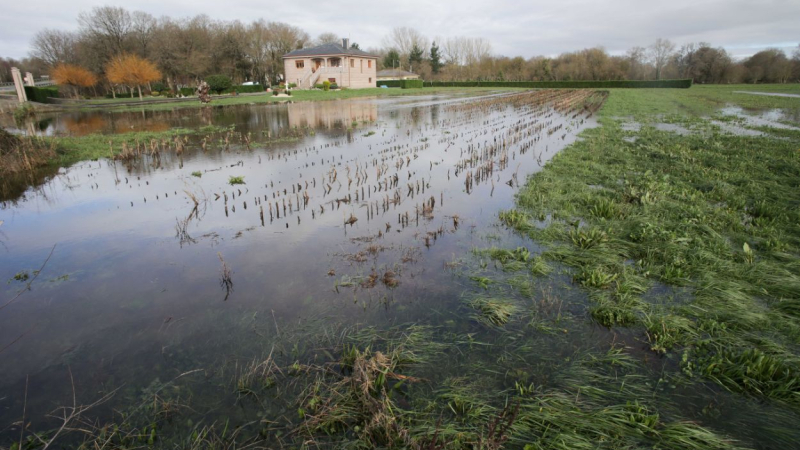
[11,67,28,103]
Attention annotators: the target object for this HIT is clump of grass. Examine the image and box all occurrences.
[191,171,202,178]
[295,346,419,446]
[228,175,245,185]
[698,347,800,402]
[0,127,55,177]
[13,103,36,123]
[467,297,518,327]
[575,265,619,288]
[528,256,552,276]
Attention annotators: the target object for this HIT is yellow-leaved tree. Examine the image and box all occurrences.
[50,64,98,99]
[106,55,162,101]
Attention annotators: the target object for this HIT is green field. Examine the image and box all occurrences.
[468,85,800,448]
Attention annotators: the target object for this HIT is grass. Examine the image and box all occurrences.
[490,85,800,409]
[43,125,231,167]
[602,84,800,117]
[466,297,518,326]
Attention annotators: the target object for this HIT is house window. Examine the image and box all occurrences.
[296,60,304,69]
[350,59,354,68]
[369,77,372,83]
[368,60,372,68]
[328,78,336,83]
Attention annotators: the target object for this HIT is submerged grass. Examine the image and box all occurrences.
[466,297,518,327]
[488,84,800,432]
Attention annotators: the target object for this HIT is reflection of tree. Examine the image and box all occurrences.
[61,115,171,136]
[63,116,106,135]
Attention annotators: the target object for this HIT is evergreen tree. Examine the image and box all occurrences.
[350,42,361,50]
[430,42,442,74]
[409,44,424,69]
[383,49,400,69]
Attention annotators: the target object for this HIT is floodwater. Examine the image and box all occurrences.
[0,90,606,440]
[733,90,800,99]
[1,90,796,448]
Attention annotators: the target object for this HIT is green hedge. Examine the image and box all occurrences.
[422,79,693,89]
[24,86,59,102]
[178,85,266,96]
[401,79,423,89]
[376,79,424,89]
[228,84,265,94]
[377,80,403,88]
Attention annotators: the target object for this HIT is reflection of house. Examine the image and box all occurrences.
[287,101,377,130]
[283,39,379,90]
[376,69,420,81]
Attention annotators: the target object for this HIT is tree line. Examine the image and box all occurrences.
[1,7,798,97]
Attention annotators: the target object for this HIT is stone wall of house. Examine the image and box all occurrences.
[284,56,377,89]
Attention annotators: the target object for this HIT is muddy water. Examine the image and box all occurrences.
[0,91,607,437]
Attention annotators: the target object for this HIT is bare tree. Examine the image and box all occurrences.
[314,32,340,46]
[31,29,77,66]
[625,46,649,80]
[78,6,133,56]
[383,27,429,60]
[649,38,676,80]
[130,11,157,57]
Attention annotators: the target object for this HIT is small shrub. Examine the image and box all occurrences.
[322,80,331,91]
[191,171,202,178]
[206,75,232,94]
[13,104,36,124]
[228,176,245,185]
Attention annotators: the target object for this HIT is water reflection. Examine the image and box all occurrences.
[2,100,379,138]
[0,91,607,442]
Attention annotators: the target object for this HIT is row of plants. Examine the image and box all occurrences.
[423,79,694,88]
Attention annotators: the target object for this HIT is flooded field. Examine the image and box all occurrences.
[4,89,799,449]
[1,91,619,447]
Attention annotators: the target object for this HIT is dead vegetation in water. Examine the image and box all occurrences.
[294,346,423,447]
[218,252,233,300]
[0,127,55,177]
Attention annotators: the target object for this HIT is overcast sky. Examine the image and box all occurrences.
[1,0,798,60]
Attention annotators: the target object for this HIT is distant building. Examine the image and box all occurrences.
[283,39,379,89]
[376,69,420,82]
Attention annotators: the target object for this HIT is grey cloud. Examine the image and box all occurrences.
[1,0,798,60]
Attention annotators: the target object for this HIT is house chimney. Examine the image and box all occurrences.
[342,38,349,50]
